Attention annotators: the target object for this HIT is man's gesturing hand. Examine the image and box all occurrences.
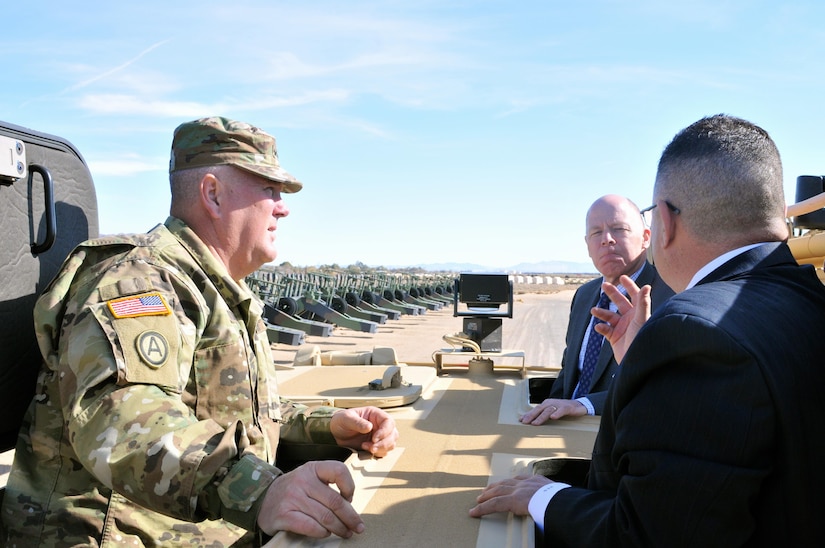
[592,275,652,363]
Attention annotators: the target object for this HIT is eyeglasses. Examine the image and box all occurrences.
[640,201,680,227]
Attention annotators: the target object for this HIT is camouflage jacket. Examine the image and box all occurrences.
[1,217,337,547]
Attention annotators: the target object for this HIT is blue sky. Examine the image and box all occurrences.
[4,1,825,269]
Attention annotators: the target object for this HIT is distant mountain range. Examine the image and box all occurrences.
[402,260,598,274]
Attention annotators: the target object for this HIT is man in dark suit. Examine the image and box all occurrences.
[521,195,673,422]
[470,114,825,545]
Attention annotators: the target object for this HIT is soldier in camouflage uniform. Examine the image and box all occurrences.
[1,117,399,546]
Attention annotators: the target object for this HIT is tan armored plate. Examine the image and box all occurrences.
[277,365,435,408]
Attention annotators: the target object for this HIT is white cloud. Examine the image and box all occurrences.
[88,158,162,177]
[62,39,173,94]
[76,89,351,118]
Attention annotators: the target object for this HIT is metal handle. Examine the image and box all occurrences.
[30,163,56,254]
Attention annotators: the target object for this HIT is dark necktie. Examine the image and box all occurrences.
[573,292,611,399]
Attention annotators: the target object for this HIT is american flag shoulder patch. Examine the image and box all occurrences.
[107,292,171,319]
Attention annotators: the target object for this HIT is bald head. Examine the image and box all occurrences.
[585,195,644,229]
[585,195,650,284]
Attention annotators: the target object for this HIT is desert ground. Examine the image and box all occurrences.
[270,283,586,371]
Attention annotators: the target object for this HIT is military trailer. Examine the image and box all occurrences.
[0,122,99,453]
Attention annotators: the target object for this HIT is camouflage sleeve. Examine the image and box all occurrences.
[54,270,269,527]
[66,372,276,525]
[278,400,338,445]
[66,369,341,530]
[194,404,341,532]
[199,433,281,531]
[49,245,347,533]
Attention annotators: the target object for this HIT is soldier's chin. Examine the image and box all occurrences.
[254,246,278,268]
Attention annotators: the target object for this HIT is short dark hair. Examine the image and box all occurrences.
[654,114,786,244]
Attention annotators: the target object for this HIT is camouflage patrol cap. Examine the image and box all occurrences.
[169,116,302,193]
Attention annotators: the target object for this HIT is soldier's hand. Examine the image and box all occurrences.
[257,460,364,539]
[330,406,399,457]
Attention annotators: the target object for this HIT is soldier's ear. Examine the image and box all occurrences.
[200,173,222,219]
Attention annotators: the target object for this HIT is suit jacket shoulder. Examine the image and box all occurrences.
[547,243,825,546]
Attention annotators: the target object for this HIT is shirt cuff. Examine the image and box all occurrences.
[576,397,595,415]
[528,482,571,532]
